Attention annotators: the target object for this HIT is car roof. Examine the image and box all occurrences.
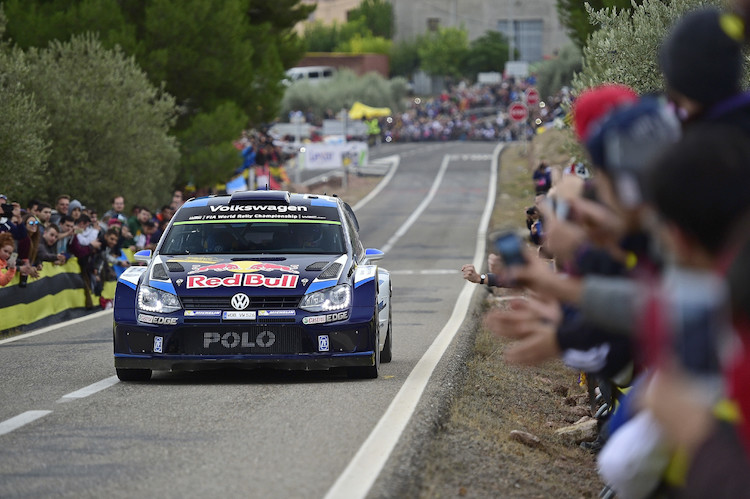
[172,191,346,225]
[182,191,340,209]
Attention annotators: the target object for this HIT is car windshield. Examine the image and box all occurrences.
[159,221,346,255]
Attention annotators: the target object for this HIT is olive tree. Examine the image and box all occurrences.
[0,8,50,203]
[10,34,180,211]
[573,0,730,94]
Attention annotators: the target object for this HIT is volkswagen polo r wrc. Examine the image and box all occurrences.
[113,190,392,381]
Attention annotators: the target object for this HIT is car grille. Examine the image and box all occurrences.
[181,296,301,310]
[179,325,305,354]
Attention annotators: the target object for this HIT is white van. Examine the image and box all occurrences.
[284,66,336,85]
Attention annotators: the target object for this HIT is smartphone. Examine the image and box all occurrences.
[493,231,527,267]
[543,196,570,221]
[7,252,17,268]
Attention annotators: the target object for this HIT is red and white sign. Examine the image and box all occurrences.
[509,102,528,122]
[525,87,540,106]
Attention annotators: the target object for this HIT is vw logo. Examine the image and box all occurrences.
[231,293,250,310]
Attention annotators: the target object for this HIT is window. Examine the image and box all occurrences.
[427,18,440,32]
[496,19,544,62]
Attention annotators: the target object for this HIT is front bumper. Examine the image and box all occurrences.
[113,314,377,372]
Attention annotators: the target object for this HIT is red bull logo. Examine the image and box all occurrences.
[187,273,299,289]
[189,260,299,274]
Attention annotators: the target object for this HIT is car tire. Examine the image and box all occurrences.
[116,368,152,382]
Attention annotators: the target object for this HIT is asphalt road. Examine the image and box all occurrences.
[0,141,500,498]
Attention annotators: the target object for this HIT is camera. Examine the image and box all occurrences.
[1,203,13,218]
[493,231,527,267]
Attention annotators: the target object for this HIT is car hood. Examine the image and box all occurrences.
[149,254,348,297]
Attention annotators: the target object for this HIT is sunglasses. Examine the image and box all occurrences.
[27,220,39,225]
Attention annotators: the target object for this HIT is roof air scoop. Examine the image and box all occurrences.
[229,190,290,205]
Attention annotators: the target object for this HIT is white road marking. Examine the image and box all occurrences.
[352,155,401,212]
[0,309,112,345]
[0,410,52,436]
[388,269,460,275]
[381,154,451,255]
[325,143,503,499]
[59,376,120,402]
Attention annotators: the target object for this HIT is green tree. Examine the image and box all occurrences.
[347,0,394,39]
[0,9,50,203]
[281,69,407,123]
[175,102,249,188]
[1,0,314,191]
[389,38,420,78]
[557,0,648,49]
[4,34,179,212]
[573,0,725,95]
[463,30,511,79]
[533,43,583,99]
[336,33,392,54]
[417,27,469,79]
[303,21,341,52]
[2,0,137,53]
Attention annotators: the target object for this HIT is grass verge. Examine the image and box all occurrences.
[404,130,605,498]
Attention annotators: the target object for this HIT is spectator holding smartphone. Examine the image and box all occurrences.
[0,232,17,286]
[37,224,67,266]
[56,214,75,257]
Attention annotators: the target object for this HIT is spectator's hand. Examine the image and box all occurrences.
[488,253,503,276]
[568,197,625,248]
[19,260,39,278]
[55,253,66,265]
[641,364,715,454]
[535,196,587,264]
[483,295,562,364]
[461,264,481,283]
[121,226,132,239]
[505,246,555,291]
[90,239,102,250]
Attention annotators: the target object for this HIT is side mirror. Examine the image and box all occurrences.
[364,248,384,262]
[134,249,152,263]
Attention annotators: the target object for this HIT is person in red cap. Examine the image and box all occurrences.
[571,83,639,142]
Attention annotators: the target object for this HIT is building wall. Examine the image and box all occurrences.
[300,0,362,24]
[391,0,570,62]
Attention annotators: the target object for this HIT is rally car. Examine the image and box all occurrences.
[113,190,392,381]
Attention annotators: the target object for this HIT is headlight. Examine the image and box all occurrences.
[299,284,351,312]
[137,285,181,314]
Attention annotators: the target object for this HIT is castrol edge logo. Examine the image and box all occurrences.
[187,273,299,289]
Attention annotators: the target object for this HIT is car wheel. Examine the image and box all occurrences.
[116,368,152,382]
[381,307,392,363]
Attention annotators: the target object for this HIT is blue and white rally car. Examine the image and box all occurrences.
[113,190,391,381]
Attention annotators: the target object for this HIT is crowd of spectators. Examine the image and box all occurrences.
[470,6,750,497]
[382,79,568,143]
[233,128,291,191]
[0,189,186,308]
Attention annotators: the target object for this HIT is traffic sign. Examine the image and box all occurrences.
[509,102,528,122]
[525,87,540,106]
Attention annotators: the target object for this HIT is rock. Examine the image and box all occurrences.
[552,384,569,397]
[566,405,591,418]
[510,430,542,448]
[564,396,577,406]
[554,417,598,444]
